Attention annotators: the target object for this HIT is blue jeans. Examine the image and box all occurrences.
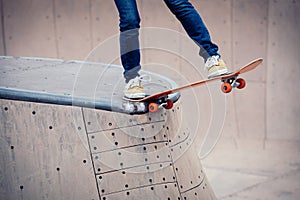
[114,0,220,81]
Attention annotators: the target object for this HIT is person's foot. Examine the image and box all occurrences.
[205,55,228,78]
[124,76,148,99]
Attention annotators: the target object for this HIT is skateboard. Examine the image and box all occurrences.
[122,58,263,114]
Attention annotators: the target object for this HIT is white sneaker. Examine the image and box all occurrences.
[205,55,228,78]
[124,75,150,99]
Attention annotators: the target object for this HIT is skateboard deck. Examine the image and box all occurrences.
[123,58,263,114]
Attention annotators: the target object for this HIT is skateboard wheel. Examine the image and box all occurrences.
[221,82,232,93]
[163,99,173,110]
[149,103,159,113]
[236,78,246,89]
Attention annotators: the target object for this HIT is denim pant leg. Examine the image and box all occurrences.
[114,0,141,82]
[163,0,220,61]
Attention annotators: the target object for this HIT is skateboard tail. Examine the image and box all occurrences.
[239,58,263,74]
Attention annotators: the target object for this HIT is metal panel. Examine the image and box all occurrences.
[89,127,168,153]
[181,178,216,200]
[97,164,176,196]
[82,107,166,133]
[84,99,216,199]
[267,0,300,140]
[173,146,207,193]
[168,120,194,163]
[102,183,181,200]
[91,138,173,174]
[3,0,57,57]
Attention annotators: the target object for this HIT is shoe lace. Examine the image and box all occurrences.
[125,75,151,90]
[205,55,220,69]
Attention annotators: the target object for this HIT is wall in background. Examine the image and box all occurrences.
[0,0,299,148]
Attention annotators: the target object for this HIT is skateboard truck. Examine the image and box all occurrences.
[148,98,173,113]
[221,76,246,93]
[122,96,174,114]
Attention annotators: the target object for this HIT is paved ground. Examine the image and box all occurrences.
[202,137,300,199]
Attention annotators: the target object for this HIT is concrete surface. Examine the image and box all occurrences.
[0,98,216,200]
[0,57,216,199]
[203,138,300,199]
[0,0,299,199]
[0,56,179,113]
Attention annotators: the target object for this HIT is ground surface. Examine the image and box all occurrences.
[202,138,300,199]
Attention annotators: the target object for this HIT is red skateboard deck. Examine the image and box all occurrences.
[124,58,263,113]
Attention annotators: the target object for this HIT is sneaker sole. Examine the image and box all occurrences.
[208,69,228,79]
[124,93,146,99]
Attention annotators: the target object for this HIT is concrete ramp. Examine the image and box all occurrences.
[0,56,180,113]
[0,57,216,199]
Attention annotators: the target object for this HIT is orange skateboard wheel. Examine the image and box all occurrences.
[236,78,246,89]
[149,103,159,113]
[221,82,232,93]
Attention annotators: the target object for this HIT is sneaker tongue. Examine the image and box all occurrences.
[125,75,151,90]
[126,77,140,89]
[205,56,219,69]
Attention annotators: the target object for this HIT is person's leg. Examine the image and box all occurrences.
[164,0,228,78]
[114,0,146,98]
[163,0,219,60]
[114,0,141,82]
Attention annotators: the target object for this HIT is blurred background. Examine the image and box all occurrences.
[0,0,299,199]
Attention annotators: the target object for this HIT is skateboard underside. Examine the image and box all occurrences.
[220,74,246,93]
